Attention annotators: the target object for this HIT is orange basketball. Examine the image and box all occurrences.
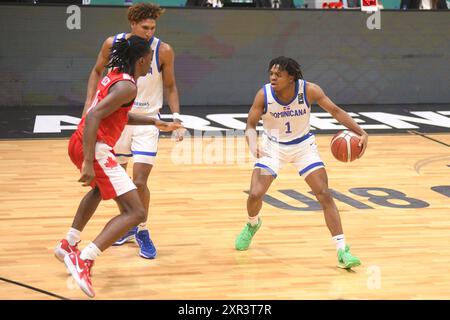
[330,130,362,162]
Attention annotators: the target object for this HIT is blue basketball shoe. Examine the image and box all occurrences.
[113,226,138,246]
[135,229,157,259]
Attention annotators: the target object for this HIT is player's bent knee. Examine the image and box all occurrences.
[248,190,265,201]
[122,205,146,225]
[133,179,149,191]
[314,188,332,202]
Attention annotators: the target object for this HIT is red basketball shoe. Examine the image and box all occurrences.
[54,239,80,262]
[64,252,95,298]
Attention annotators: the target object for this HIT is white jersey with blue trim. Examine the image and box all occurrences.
[261,79,311,143]
[113,33,163,117]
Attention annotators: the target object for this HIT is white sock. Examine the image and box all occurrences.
[248,215,259,226]
[332,234,346,251]
[66,227,81,246]
[137,222,147,232]
[80,242,102,261]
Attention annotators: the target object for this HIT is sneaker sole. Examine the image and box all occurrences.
[139,251,156,259]
[337,261,361,269]
[63,255,95,298]
[112,235,135,246]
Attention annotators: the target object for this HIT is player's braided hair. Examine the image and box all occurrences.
[105,36,151,75]
[269,56,303,80]
[127,3,165,23]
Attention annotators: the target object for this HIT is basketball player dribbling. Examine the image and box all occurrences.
[82,3,184,259]
[235,57,368,269]
[55,36,182,298]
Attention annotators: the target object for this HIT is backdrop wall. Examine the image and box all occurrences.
[0,5,449,107]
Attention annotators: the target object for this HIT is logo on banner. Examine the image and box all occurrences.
[361,0,379,11]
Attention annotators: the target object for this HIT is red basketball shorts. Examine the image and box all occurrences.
[68,134,136,200]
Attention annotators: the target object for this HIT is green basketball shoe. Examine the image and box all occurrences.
[337,245,361,269]
[235,218,262,251]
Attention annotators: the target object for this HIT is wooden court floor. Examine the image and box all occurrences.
[0,133,449,300]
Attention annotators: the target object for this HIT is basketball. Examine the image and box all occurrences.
[330,130,362,162]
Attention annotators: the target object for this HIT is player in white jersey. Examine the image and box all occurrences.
[82,3,183,259]
[235,57,368,269]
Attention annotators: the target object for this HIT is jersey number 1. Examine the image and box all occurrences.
[285,122,292,134]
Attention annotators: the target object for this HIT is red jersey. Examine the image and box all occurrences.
[75,69,136,147]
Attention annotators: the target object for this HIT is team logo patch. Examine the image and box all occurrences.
[105,157,118,168]
[298,92,304,104]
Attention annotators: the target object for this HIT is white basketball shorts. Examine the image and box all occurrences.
[255,133,325,178]
[114,124,159,165]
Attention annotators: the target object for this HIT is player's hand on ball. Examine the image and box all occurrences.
[79,160,95,186]
[358,133,368,158]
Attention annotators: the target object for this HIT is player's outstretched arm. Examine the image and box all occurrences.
[246,89,267,159]
[83,37,114,116]
[127,113,183,132]
[306,82,368,158]
[79,81,137,186]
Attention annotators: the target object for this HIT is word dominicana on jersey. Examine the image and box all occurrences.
[178,304,272,317]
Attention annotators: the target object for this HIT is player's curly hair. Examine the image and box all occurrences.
[127,3,165,23]
[269,56,303,81]
[105,35,151,75]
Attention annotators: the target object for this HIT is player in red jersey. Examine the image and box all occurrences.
[55,36,182,298]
